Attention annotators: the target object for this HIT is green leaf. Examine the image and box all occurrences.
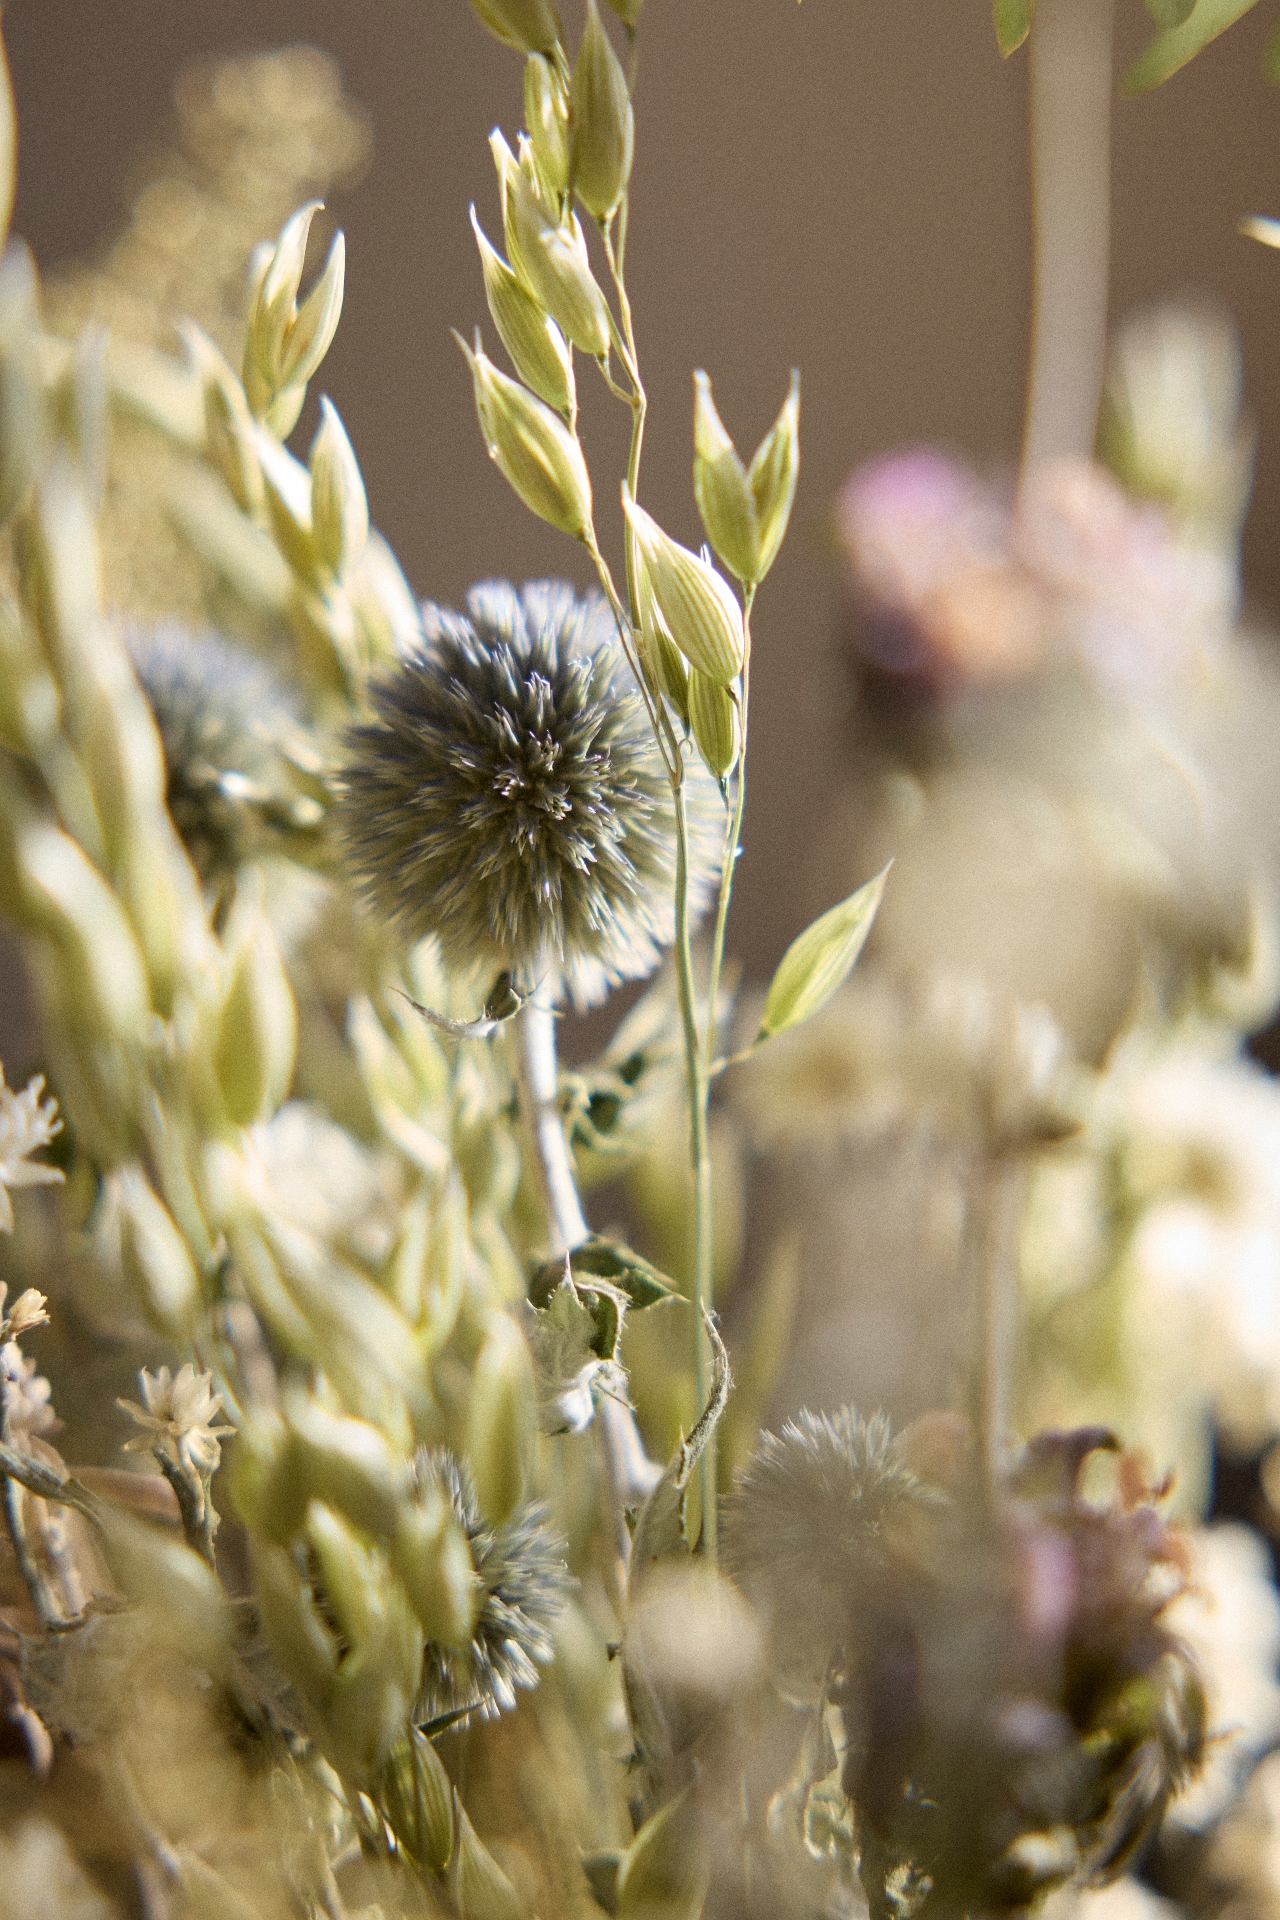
[529,1234,677,1310]
[1124,0,1261,92]
[758,863,890,1041]
[993,0,1035,56]
[1143,0,1197,24]
[629,1313,730,1579]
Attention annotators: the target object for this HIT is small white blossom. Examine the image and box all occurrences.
[118,1365,233,1527]
[0,1341,56,1442]
[0,1068,63,1233]
[0,1286,49,1342]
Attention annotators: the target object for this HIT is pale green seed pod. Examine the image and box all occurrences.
[525,54,571,202]
[471,207,575,416]
[0,243,47,529]
[12,819,151,1047]
[623,492,744,684]
[112,1164,202,1339]
[181,323,266,519]
[381,1729,457,1875]
[283,1388,413,1541]
[615,1792,707,1920]
[309,396,368,576]
[242,203,345,437]
[254,428,321,587]
[571,0,635,219]
[450,1806,524,1920]
[230,1411,309,1545]
[390,1489,479,1648]
[466,1309,538,1525]
[747,368,800,582]
[604,0,643,24]
[492,131,612,356]
[456,332,592,538]
[692,369,759,583]
[0,27,15,253]
[469,0,563,53]
[213,882,298,1127]
[688,667,738,781]
[303,1500,424,1782]
[636,569,690,728]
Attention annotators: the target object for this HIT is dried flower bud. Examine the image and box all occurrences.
[471,207,575,416]
[469,0,563,53]
[525,53,571,201]
[0,1066,62,1234]
[623,492,744,684]
[571,0,635,220]
[492,131,612,356]
[309,395,368,576]
[457,332,592,537]
[688,667,737,781]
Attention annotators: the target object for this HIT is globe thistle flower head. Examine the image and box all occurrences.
[126,622,325,882]
[339,580,719,1009]
[413,1448,569,1730]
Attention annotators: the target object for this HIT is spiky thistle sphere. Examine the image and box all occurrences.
[127,622,324,881]
[414,1449,569,1730]
[338,580,719,1009]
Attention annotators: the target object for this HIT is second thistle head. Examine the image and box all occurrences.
[338,579,717,1008]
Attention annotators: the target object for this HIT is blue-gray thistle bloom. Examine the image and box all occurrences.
[414,1449,569,1729]
[127,622,324,880]
[338,580,719,1008]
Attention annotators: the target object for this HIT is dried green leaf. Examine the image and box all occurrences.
[630,1312,730,1579]
[528,1234,677,1310]
[758,863,890,1041]
[1124,0,1260,91]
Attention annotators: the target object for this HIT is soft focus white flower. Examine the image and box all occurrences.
[1164,1522,1280,1829]
[0,1285,48,1342]
[0,1066,63,1233]
[1115,1043,1280,1445]
[249,1100,395,1261]
[0,1341,55,1442]
[118,1364,233,1526]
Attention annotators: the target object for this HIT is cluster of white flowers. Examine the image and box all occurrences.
[118,1365,234,1528]
[0,1066,63,1234]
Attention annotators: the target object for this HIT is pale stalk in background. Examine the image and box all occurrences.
[1022,0,1116,473]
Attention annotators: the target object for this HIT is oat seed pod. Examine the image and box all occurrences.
[748,368,801,581]
[525,53,571,202]
[571,0,635,220]
[111,1164,202,1339]
[380,1728,457,1875]
[243,203,345,436]
[469,0,563,53]
[688,667,737,781]
[692,369,759,583]
[212,876,298,1127]
[457,332,592,537]
[309,395,368,576]
[470,207,575,416]
[623,491,745,683]
[390,1485,479,1649]
[338,580,720,1007]
[492,131,612,357]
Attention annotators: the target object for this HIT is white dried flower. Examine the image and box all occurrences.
[0,1285,49,1342]
[0,1067,63,1233]
[118,1364,234,1527]
[0,1342,55,1442]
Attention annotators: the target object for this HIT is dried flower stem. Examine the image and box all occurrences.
[1022,0,1115,474]
[970,1156,1025,1500]
[513,999,656,1560]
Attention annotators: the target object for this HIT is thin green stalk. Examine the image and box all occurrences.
[703,590,754,1083]
[673,782,717,1562]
